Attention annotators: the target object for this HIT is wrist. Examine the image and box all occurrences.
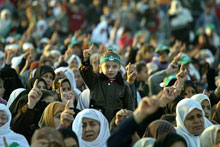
[27,103,35,109]
[133,110,146,124]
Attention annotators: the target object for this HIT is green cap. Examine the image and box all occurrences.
[89,41,100,47]
[163,74,177,87]
[155,45,169,53]
[9,142,20,147]
[178,53,192,65]
[69,37,79,48]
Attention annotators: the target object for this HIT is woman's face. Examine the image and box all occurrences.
[184,109,204,136]
[201,100,211,119]
[53,112,61,128]
[70,58,78,68]
[62,81,71,93]
[64,137,78,147]
[42,72,53,89]
[0,81,5,98]
[184,86,197,98]
[82,117,100,142]
[37,81,47,90]
[0,110,8,127]
[170,141,186,147]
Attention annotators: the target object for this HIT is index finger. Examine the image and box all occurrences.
[33,79,39,89]
[3,137,8,147]
[65,100,71,110]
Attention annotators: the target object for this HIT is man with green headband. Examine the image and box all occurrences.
[80,44,134,122]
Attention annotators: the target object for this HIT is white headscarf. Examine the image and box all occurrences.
[200,125,220,147]
[0,104,29,147]
[91,21,108,45]
[76,89,90,110]
[133,137,155,147]
[0,51,5,69]
[36,19,48,37]
[175,99,213,147]
[11,55,24,70]
[191,94,211,106]
[72,109,110,147]
[7,88,26,108]
[54,67,81,95]
[67,54,81,68]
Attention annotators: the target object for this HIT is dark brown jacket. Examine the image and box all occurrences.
[79,62,134,121]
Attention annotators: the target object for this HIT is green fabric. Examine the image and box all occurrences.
[100,55,121,65]
[163,74,176,87]
[89,41,100,47]
[178,53,192,65]
[155,45,169,53]
[9,142,20,147]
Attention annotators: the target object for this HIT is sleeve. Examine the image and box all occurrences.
[11,104,38,143]
[79,60,98,90]
[123,83,135,111]
[107,116,138,147]
[148,70,167,95]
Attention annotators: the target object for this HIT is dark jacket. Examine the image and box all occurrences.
[79,61,134,121]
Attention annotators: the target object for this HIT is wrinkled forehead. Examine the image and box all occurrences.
[82,117,100,124]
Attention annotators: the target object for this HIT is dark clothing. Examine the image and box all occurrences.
[0,67,24,101]
[79,60,134,121]
[135,81,149,97]
[107,107,165,147]
[86,5,102,27]
[26,77,47,90]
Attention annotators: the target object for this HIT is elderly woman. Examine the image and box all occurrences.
[0,104,29,147]
[200,125,220,147]
[191,94,211,119]
[175,99,213,147]
[72,109,110,147]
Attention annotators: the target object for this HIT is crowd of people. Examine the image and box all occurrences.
[0,0,220,146]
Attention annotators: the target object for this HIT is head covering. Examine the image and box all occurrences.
[67,54,81,68]
[175,99,213,147]
[160,74,177,87]
[178,53,192,65]
[54,67,81,95]
[0,67,24,101]
[29,61,39,70]
[133,137,155,147]
[143,120,176,138]
[36,19,48,37]
[0,104,29,147]
[153,133,187,147]
[34,65,55,79]
[76,89,90,110]
[39,102,65,128]
[11,55,24,70]
[200,125,220,147]
[22,42,34,52]
[165,96,183,114]
[0,97,7,105]
[7,88,26,108]
[26,77,47,90]
[155,45,169,53]
[72,109,110,147]
[191,94,211,106]
[58,128,79,147]
[0,51,5,69]
[91,21,108,45]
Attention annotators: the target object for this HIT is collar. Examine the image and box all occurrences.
[98,72,124,85]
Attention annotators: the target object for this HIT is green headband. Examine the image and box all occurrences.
[100,55,121,65]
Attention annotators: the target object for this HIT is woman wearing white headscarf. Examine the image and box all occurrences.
[67,54,81,68]
[7,88,26,108]
[91,21,108,45]
[191,94,211,119]
[175,99,213,147]
[55,67,81,95]
[200,125,220,147]
[76,89,90,110]
[72,109,110,147]
[133,137,155,147]
[0,104,29,147]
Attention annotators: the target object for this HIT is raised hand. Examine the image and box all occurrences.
[27,80,42,109]
[133,98,160,124]
[60,100,75,128]
[83,44,94,61]
[160,87,177,107]
[126,63,137,84]
[5,50,16,65]
[176,64,187,85]
[115,109,132,125]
